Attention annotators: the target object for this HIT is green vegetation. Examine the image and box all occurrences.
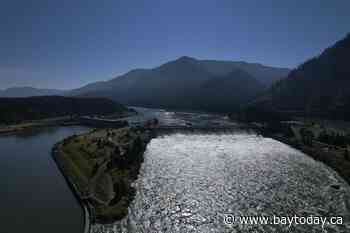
[55,127,150,223]
[234,105,290,123]
[0,96,126,124]
[318,131,350,148]
[299,127,315,146]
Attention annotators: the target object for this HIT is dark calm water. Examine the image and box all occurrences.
[0,126,90,233]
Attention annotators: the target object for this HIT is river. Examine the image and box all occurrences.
[0,126,89,233]
[93,131,350,232]
[1,109,350,233]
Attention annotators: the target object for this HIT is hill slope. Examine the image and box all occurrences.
[0,87,64,97]
[69,56,289,112]
[0,96,126,124]
[199,59,290,86]
[253,33,350,120]
[199,69,265,112]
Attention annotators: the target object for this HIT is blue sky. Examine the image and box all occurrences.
[1,0,349,89]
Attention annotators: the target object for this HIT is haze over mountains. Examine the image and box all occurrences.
[67,57,290,112]
[253,33,350,120]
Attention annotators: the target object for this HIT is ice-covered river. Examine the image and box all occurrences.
[93,131,350,233]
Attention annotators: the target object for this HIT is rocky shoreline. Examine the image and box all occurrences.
[52,127,152,233]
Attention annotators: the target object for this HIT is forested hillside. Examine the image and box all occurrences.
[0,96,126,124]
[249,33,350,120]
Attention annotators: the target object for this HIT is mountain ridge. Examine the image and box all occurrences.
[67,56,290,112]
[0,86,64,98]
[1,57,291,113]
[250,33,350,120]
[70,56,290,95]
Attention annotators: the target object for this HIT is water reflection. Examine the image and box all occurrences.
[0,126,89,233]
[94,132,350,233]
[127,107,237,127]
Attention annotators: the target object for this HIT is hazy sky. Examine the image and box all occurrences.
[1,0,349,90]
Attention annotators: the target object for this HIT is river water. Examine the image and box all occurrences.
[93,131,350,233]
[0,126,89,233]
[1,109,350,233]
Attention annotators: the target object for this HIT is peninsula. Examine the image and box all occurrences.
[52,127,151,227]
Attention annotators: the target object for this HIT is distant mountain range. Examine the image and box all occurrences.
[0,57,291,113]
[0,87,64,98]
[0,96,126,124]
[251,33,350,120]
[67,56,290,112]
[2,32,349,119]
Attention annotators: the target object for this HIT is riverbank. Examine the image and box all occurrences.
[0,109,136,135]
[52,143,92,233]
[52,127,151,231]
[253,124,350,185]
[0,116,79,135]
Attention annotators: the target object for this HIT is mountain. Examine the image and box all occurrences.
[198,59,290,86]
[251,33,350,120]
[0,87,64,97]
[0,96,126,124]
[199,69,265,112]
[68,56,290,112]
